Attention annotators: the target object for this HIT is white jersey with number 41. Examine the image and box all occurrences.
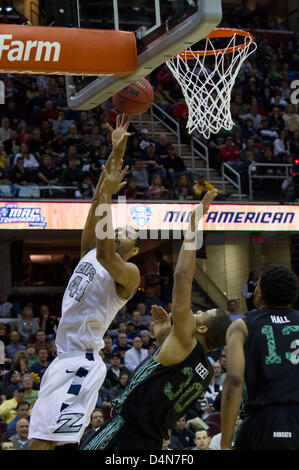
[55,248,128,355]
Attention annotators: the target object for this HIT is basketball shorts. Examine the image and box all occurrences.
[28,350,106,444]
[81,414,163,450]
[234,404,299,450]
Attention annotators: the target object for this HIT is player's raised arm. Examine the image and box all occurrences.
[171,190,218,346]
[95,159,140,299]
[220,319,248,450]
[80,114,131,258]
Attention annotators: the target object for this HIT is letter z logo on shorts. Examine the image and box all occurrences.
[54,413,84,434]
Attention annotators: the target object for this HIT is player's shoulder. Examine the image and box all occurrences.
[227,317,248,339]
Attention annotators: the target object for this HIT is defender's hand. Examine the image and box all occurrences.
[105,114,131,150]
[151,305,172,328]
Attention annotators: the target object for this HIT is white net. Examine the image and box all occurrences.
[166,30,257,139]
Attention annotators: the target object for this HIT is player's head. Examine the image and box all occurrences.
[194,309,232,352]
[254,264,299,309]
[194,429,211,450]
[114,226,141,261]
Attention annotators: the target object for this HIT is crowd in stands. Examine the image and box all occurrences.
[0,253,254,450]
[0,27,298,201]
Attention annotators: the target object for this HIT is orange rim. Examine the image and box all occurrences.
[174,28,254,59]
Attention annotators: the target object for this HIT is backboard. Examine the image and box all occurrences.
[66,0,223,110]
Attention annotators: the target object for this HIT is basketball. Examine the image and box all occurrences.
[112,78,153,116]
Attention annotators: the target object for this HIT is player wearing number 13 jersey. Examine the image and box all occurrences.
[221,264,299,450]
[28,115,141,450]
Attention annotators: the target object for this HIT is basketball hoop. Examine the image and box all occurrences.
[166,28,257,139]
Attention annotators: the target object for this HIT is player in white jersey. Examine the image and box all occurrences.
[28,115,141,450]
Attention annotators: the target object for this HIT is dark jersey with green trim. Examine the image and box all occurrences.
[243,309,299,413]
[112,340,213,440]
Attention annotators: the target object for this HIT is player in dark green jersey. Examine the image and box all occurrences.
[221,264,299,450]
[81,190,232,450]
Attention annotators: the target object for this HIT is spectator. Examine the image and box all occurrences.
[4,368,23,400]
[282,104,299,132]
[41,100,58,122]
[226,300,243,322]
[123,336,148,373]
[80,408,105,448]
[0,143,9,169]
[174,174,193,200]
[102,336,114,364]
[9,418,30,450]
[219,136,242,170]
[193,174,223,200]
[0,439,15,450]
[139,128,152,151]
[219,349,227,375]
[106,353,129,387]
[163,144,187,184]
[240,138,262,162]
[112,332,131,357]
[130,159,149,192]
[12,351,28,377]
[170,416,195,450]
[61,157,82,187]
[148,174,169,200]
[6,400,30,438]
[28,330,50,354]
[22,374,38,408]
[0,385,26,423]
[268,106,285,132]
[28,348,50,381]
[0,117,11,144]
[115,305,131,324]
[142,143,167,181]
[5,331,26,360]
[37,155,60,187]
[8,156,33,187]
[191,429,211,450]
[153,83,174,111]
[155,134,172,158]
[16,307,39,344]
[3,129,21,158]
[89,124,105,147]
[242,271,259,311]
[123,177,143,199]
[13,143,39,170]
[27,127,46,158]
[52,110,73,136]
[130,310,148,334]
[140,330,154,350]
[135,303,152,327]
[125,321,138,345]
[0,323,10,346]
[51,129,68,161]
[0,292,14,318]
[110,372,129,399]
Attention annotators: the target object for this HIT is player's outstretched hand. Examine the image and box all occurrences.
[151,305,172,327]
[105,114,131,150]
[201,189,218,216]
[101,158,129,197]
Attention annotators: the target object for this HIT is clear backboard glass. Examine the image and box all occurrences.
[66,0,222,109]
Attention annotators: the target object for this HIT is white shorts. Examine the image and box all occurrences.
[28,350,106,443]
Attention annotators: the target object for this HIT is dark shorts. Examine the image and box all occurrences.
[235,404,299,450]
[80,414,162,451]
